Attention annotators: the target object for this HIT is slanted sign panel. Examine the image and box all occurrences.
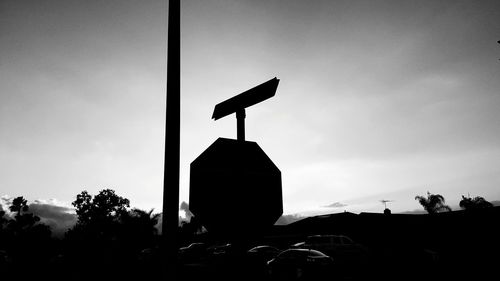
[212,77,280,120]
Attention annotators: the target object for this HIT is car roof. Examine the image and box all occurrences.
[248,245,278,251]
[279,248,328,256]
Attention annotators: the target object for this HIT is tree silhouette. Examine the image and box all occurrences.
[64,189,132,276]
[120,208,160,252]
[65,189,162,278]
[0,196,52,271]
[0,209,7,229]
[0,209,8,244]
[68,189,130,240]
[72,189,130,226]
[6,196,51,238]
[415,192,452,214]
[124,208,160,233]
[459,195,493,210]
[9,196,29,218]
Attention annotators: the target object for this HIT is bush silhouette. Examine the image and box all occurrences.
[415,191,452,214]
[459,195,493,210]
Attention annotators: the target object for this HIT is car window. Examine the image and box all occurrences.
[333,237,342,244]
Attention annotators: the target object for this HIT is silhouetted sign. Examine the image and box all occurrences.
[189,138,282,237]
[190,78,282,238]
[212,77,279,120]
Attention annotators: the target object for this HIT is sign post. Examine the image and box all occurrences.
[163,0,180,279]
[190,77,283,239]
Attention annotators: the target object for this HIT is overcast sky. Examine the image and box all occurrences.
[1,0,500,218]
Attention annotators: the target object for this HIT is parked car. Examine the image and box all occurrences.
[293,234,367,261]
[178,242,208,263]
[242,245,281,277]
[267,248,333,280]
[246,245,280,266]
[207,243,233,256]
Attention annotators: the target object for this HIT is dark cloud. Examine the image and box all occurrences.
[179,201,189,211]
[180,201,193,221]
[28,202,77,237]
[398,209,428,215]
[323,202,348,208]
[29,202,74,221]
[0,197,77,237]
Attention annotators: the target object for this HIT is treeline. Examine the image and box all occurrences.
[413,191,494,214]
[1,188,496,279]
[0,189,197,279]
[0,196,52,269]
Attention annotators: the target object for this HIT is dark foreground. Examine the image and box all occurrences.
[2,242,497,281]
[2,207,500,280]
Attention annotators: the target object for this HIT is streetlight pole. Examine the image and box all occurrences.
[163,0,180,279]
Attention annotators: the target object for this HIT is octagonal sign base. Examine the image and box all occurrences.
[189,138,282,237]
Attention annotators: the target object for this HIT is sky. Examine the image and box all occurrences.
[1,0,500,226]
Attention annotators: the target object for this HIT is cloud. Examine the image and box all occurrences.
[1,195,12,211]
[180,201,193,221]
[490,201,500,207]
[0,196,76,237]
[28,201,77,238]
[28,202,75,221]
[398,209,427,215]
[322,202,348,208]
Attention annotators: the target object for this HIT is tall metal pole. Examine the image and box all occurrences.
[163,0,180,279]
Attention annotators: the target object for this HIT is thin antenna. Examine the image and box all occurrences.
[380,199,393,209]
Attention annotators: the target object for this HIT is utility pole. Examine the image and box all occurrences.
[163,0,180,279]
